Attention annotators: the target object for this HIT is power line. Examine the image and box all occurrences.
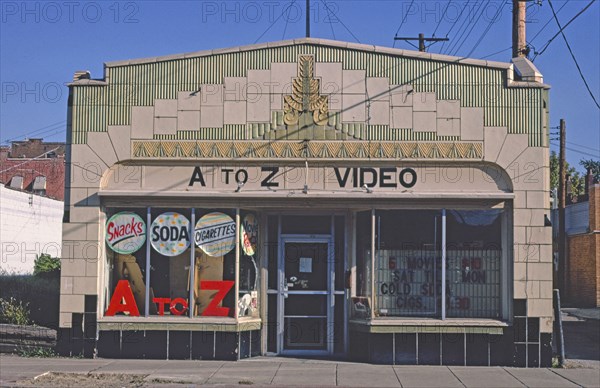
[0,146,62,174]
[320,0,336,40]
[566,141,600,153]
[448,0,490,56]
[532,0,596,60]
[281,0,297,40]
[3,120,66,144]
[550,142,600,159]
[439,0,471,54]
[467,0,507,57]
[529,0,569,45]
[320,0,360,43]
[432,0,452,37]
[548,0,600,109]
[479,46,512,60]
[393,0,415,47]
[443,0,482,55]
[254,2,292,44]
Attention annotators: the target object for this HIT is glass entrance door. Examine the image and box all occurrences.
[279,237,333,355]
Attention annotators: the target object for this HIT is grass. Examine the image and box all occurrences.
[17,346,57,358]
[0,269,59,329]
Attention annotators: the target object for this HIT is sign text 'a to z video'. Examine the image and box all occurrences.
[188,166,418,189]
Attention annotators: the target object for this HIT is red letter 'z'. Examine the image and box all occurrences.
[200,281,234,316]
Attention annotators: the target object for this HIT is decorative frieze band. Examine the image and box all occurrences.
[131,141,483,160]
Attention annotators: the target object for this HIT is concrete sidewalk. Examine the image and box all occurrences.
[1,354,599,387]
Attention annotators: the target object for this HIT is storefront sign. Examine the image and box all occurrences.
[115,163,510,194]
[377,254,437,315]
[194,212,236,257]
[377,252,499,316]
[240,214,258,256]
[201,280,234,316]
[333,167,417,188]
[150,212,191,256]
[188,166,418,190]
[105,280,140,316]
[105,280,234,317]
[153,297,188,315]
[105,212,146,254]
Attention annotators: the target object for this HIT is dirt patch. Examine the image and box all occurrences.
[20,372,150,387]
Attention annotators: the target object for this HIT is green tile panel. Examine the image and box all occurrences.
[71,43,547,146]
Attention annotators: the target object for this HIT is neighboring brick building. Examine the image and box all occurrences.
[7,138,66,159]
[0,138,66,200]
[0,138,66,273]
[566,179,600,307]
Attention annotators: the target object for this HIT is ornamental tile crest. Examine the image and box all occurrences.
[283,55,329,126]
[131,141,483,160]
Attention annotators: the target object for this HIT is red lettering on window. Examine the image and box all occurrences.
[200,280,234,316]
[105,280,140,316]
[153,297,170,315]
[169,298,188,315]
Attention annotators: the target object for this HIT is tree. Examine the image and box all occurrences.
[33,254,60,276]
[579,159,600,183]
[549,151,585,199]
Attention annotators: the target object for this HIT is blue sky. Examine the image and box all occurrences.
[1,0,598,170]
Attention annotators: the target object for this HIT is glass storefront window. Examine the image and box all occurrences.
[352,211,372,319]
[104,207,259,319]
[104,209,148,316]
[192,209,237,318]
[374,210,442,317]
[238,210,260,318]
[103,205,504,322]
[150,208,193,317]
[358,207,505,320]
[445,209,503,319]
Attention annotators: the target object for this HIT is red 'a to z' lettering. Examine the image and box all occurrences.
[105,280,140,316]
[200,280,234,316]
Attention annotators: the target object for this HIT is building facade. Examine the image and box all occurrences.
[0,185,63,274]
[1,138,65,273]
[1,138,66,200]
[59,38,553,366]
[563,180,600,307]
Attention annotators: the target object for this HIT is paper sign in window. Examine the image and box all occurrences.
[299,257,312,273]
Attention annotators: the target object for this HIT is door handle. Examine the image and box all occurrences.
[283,277,289,299]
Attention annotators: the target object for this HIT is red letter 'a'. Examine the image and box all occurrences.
[105,280,140,316]
[200,281,234,316]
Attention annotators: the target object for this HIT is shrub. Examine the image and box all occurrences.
[0,297,30,325]
[0,271,59,328]
[33,254,61,276]
[17,346,57,358]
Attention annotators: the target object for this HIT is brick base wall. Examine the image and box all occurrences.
[567,234,600,307]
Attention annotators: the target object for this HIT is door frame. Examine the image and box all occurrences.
[277,234,334,356]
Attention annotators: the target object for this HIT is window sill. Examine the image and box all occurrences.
[349,318,507,334]
[97,316,261,332]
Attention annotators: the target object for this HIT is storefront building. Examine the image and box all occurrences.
[59,38,553,366]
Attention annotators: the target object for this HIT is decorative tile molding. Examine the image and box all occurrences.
[131,141,483,160]
[283,55,329,127]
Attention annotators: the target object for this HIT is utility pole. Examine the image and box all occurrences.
[558,119,567,294]
[512,0,528,57]
[306,0,310,38]
[394,33,449,52]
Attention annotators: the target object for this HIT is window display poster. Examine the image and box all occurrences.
[106,212,146,254]
[376,251,437,315]
[240,213,258,256]
[150,212,191,256]
[194,212,236,257]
